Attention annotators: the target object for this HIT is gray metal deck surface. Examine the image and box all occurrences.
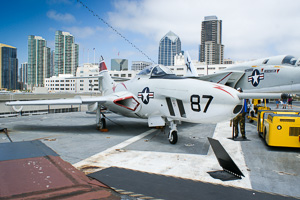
[0,102,299,198]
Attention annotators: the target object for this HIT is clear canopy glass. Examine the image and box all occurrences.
[137,65,174,77]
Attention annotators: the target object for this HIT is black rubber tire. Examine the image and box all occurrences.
[169,130,178,144]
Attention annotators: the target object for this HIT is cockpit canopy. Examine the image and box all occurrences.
[137,65,174,77]
[256,55,300,67]
[282,55,298,66]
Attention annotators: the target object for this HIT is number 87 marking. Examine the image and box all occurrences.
[190,95,214,113]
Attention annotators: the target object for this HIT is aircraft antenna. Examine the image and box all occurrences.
[77,0,156,64]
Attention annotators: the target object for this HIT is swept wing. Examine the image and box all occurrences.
[196,70,244,87]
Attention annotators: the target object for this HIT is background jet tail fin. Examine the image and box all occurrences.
[98,56,116,95]
[99,56,108,72]
[185,51,198,77]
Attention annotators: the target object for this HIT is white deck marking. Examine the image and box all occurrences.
[73,129,156,168]
[74,121,252,189]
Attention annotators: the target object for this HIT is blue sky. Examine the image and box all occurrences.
[2,0,300,69]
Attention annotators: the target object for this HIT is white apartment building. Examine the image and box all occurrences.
[76,64,100,93]
[45,63,138,93]
[110,70,137,78]
[44,74,76,92]
[131,61,152,71]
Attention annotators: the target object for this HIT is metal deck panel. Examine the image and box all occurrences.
[0,141,120,200]
[89,167,298,200]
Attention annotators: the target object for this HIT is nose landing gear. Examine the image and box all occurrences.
[168,121,178,144]
[169,130,178,144]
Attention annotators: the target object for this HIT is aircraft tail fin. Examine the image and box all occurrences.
[99,56,108,72]
[185,51,198,77]
[99,57,115,95]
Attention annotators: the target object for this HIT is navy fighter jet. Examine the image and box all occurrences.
[6,59,284,144]
[196,55,300,93]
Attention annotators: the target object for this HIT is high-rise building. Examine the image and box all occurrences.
[0,43,18,90]
[158,31,181,66]
[20,62,28,90]
[199,16,224,64]
[54,31,79,76]
[27,35,50,89]
[50,50,55,77]
[111,59,128,71]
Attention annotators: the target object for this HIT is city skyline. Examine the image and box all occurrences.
[2,0,300,68]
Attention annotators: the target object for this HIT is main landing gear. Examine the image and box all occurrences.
[96,105,106,130]
[168,121,178,144]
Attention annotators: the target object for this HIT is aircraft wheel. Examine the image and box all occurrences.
[169,130,178,144]
[100,118,106,129]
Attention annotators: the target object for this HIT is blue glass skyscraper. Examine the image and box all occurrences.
[0,43,18,90]
[158,31,181,66]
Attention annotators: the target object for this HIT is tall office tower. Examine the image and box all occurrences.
[50,50,55,77]
[111,59,128,71]
[199,16,224,64]
[20,62,28,89]
[54,31,79,76]
[0,43,18,90]
[158,31,181,66]
[27,35,50,89]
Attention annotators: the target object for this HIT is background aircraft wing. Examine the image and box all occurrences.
[197,70,245,86]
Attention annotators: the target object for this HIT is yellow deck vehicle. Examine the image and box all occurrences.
[248,99,270,123]
[263,113,300,147]
[257,110,300,136]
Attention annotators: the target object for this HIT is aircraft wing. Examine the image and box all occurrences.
[68,76,129,81]
[5,91,134,106]
[197,70,245,86]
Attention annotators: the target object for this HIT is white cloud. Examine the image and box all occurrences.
[108,0,300,60]
[47,10,76,23]
[62,26,103,39]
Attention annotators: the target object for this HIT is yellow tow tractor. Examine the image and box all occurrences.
[257,110,300,136]
[248,99,270,122]
[262,113,300,147]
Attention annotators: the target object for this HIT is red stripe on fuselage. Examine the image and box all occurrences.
[213,85,234,98]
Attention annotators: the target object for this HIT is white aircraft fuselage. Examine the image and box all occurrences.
[230,64,300,93]
[202,55,300,94]
[105,73,242,124]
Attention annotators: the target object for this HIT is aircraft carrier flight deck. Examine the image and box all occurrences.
[1,102,300,199]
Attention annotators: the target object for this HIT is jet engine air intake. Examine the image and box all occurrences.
[233,105,243,114]
[113,96,140,111]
